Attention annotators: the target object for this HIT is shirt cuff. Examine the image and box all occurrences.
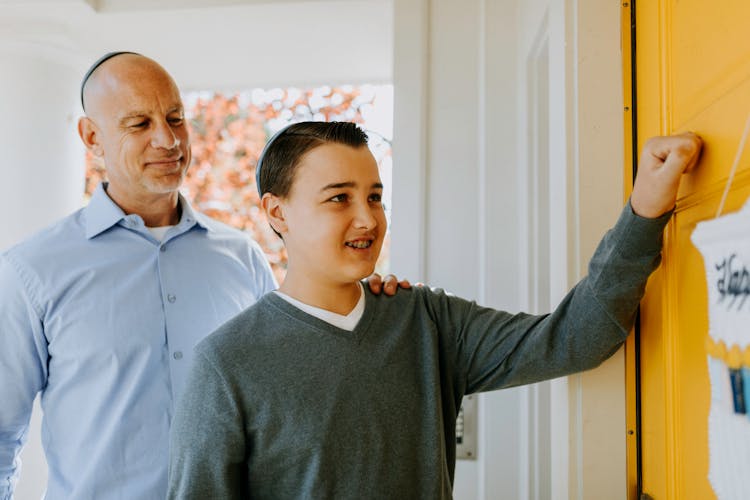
[608,198,673,259]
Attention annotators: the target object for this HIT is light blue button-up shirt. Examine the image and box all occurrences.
[0,184,276,499]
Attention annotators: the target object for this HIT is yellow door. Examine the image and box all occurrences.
[626,1,750,498]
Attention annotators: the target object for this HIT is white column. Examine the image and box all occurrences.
[0,39,86,500]
[0,42,86,251]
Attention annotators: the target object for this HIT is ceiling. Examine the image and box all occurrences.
[0,0,393,91]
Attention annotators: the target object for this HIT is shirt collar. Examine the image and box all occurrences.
[85,182,211,239]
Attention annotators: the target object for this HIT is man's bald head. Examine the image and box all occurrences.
[81,53,180,118]
[80,51,140,111]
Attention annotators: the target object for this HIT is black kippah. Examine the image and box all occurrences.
[255,125,291,198]
[80,51,141,111]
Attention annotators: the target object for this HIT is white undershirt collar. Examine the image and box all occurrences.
[274,282,365,332]
[146,225,173,242]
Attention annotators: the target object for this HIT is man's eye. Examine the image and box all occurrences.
[329,194,348,203]
[369,193,382,203]
[169,117,184,126]
[131,122,148,129]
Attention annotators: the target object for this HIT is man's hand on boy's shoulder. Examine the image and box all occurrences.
[365,273,414,296]
[631,132,703,218]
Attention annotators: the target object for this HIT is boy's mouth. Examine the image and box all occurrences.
[345,239,373,249]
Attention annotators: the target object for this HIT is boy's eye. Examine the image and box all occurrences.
[369,193,382,203]
[329,194,348,203]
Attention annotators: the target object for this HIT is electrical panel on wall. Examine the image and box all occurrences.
[456,394,477,460]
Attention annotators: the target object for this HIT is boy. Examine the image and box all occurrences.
[168,122,701,499]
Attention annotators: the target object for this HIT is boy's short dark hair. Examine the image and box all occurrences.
[257,121,370,199]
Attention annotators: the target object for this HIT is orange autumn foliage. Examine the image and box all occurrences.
[84,85,390,284]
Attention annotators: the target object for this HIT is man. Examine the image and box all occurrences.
[0,52,404,499]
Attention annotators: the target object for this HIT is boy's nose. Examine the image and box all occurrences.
[353,202,378,229]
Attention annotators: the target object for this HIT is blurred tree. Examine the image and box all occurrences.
[84,85,391,283]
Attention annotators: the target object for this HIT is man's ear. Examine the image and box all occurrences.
[78,117,104,157]
[261,193,288,235]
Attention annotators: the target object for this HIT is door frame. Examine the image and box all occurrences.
[622,1,641,498]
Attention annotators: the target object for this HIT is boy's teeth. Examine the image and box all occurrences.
[346,240,371,249]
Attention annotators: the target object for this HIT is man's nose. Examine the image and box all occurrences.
[150,120,180,149]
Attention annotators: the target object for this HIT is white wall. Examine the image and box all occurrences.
[565,1,627,498]
[515,1,626,499]
[392,1,626,499]
[391,0,523,498]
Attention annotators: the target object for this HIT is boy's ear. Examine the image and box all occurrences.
[261,193,288,234]
[78,117,104,157]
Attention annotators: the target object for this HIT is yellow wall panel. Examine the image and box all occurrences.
[671,1,750,131]
[631,1,750,498]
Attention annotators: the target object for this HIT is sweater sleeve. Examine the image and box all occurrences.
[167,348,247,500]
[429,201,671,394]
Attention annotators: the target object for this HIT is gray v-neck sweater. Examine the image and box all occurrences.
[168,204,670,499]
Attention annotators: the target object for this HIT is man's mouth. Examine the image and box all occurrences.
[145,158,184,172]
[148,158,182,166]
[345,240,373,249]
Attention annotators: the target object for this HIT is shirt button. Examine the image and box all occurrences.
[167,294,176,303]
[173,351,183,360]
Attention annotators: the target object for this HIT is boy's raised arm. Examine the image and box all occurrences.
[451,133,703,393]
